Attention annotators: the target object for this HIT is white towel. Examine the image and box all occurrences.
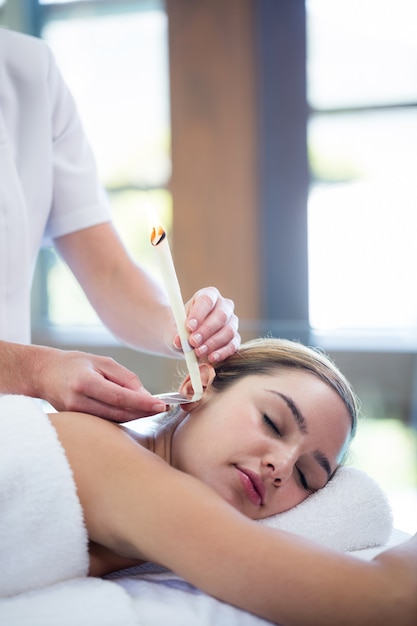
[0,395,88,597]
[259,465,393,551]
[0,395,139,626]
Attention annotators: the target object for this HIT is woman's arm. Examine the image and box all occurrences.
[88,541,143,577]
[50,411,417,626]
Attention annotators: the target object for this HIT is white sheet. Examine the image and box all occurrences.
[110,527,410,626]
[113,564,272,626]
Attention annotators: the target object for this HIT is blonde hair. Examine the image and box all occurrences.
[211,338,359,437]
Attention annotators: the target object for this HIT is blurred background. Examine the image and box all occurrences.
[1,0,416,534]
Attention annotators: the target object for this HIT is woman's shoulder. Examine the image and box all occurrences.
[48,410,167,476]
[49,411,149,454]
[49,411,158,478]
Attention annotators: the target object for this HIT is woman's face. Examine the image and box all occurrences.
[170,369,352,519]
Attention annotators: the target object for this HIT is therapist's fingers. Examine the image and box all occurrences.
[178,287,240,362]
[56,393,165,424]
[82,360,167,421]
[43,351,166,422]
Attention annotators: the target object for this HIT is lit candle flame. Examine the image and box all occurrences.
[150,224,166,247]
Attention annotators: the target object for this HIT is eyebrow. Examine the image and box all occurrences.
[270,391,308,434]
[267,390,332,480]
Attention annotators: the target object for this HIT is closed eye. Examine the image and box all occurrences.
[263,414,281,437]
[296,466,311,491]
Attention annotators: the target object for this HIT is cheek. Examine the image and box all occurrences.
[261,481,310,519]
[315,412,352,464]
[279,482,310,512]
[171,417,219,473]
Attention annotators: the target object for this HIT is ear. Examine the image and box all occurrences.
[179,363,216,401]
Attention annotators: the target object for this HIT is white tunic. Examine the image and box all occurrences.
[0,28,110,343]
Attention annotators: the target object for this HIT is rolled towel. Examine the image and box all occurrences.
[259,465,393,552]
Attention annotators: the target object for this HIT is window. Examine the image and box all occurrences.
[307,0,417,332]
[32,0,170,329]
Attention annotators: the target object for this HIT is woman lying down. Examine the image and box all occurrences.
[46,338,417,626]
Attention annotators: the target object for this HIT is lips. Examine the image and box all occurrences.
[236,466,265,506]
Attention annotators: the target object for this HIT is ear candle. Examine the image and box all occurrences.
[150,222,203,401]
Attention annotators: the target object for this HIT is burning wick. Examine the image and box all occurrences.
[149,218,203,401]
[150,225,166,246]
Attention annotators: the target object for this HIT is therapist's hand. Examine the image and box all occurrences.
[37,348,167,422]
[174,287,240,362]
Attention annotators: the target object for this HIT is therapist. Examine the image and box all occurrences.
[0,27,240,422]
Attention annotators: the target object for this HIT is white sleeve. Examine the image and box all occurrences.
[44,46,111,240]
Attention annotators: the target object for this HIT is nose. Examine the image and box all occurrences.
[261,446,298,485]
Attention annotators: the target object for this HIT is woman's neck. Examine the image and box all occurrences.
[123,409,187,466]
